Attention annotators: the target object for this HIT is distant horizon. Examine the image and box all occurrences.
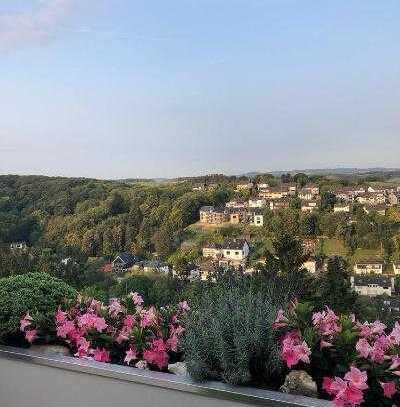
[2,165,400,182]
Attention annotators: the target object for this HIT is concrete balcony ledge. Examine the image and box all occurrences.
[0,345,329,407]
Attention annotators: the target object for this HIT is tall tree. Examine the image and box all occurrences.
[312,256,357,313]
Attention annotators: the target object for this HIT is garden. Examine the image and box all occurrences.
[1,271,400,407]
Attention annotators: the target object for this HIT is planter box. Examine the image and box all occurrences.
[0,346,329,407]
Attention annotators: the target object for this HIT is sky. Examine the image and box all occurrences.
[0,0,399,179]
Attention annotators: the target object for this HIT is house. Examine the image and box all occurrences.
[298,185,319,201]
[334,204,351,213]
[356,192,386,206]
[225,200,248,209]
[202,243,223,259]
[257,183,270,191]
[248,209,264,227]
[10,241,28,251]
[248,198,266,208]
[301,201,319,213]
[393,263,400,275]
[140,260,170,274]
[192,184,205,191]
[235,182,253,191]
[269,197,290,211]
[202,239,250,269]
[353,259,384,275]
[351,275,394,297]
[219,239,250,268]
[259,186,289,200]
[367,186,387,194]
[388,193,399,206]
[199,206,229,224]
[334,187,365,202]
[112,252,139,272]
[229,210,246,224]
[282,183,298,195]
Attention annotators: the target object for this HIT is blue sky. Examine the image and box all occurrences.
[1,0,399,179]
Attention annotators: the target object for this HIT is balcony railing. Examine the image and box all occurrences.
[0,346,329,407]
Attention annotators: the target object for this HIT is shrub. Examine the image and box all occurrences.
[182,275,291,386]
[109,274,183,307]
[22,293,188,371]
[274,302,400,406]
[0,272,77,343]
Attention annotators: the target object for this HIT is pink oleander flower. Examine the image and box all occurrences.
[56,320,76,338]
[25,329,38,343]
[55,309,67,324]
[143,339,169,369]
[355,338,372,359]
[390,322,400,345]
[20,312,33,332]
[370,336,389,364]
[67,327,84,343]
[140,307,157,328]
[281,331,311,368]
[381,381,397,399]
[123,314,135,330]
[341,385,364,407]
[130,292,144,306]
[178,301,190,313]
[94,317,108,332]
[108,298,123,317]
[325,369,368,407]
[329,377,348,397]
[273,309,289,329]
[88,299,102,313]
[323,377,335,395]
[327,377,365,407]
[371,320,386,335]
[312,307,341,338]
[390,356,400,370]
[74,337,91,358]
[358,320,386,340]
[344,367,368,391]
[93,348,110,363]
[170,325,185,337]
[166,334,179,352]
[124,348,138,365]
[78,313,107,333]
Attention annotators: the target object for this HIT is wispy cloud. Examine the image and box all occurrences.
[0,0,76,53]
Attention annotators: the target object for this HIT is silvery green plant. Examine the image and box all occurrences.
[183,274,293,386]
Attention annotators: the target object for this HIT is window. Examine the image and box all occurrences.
[226,251,230,255]
[235,251,239,255]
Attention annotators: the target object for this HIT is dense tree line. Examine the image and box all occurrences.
[0,175,230,259]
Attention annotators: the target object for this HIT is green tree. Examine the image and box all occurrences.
[312,256,357,313]
[320,191,337,212]
[263,233,310,275]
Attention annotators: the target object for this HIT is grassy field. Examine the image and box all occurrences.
[323,238,348,257]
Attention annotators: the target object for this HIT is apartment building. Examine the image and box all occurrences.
[353,259,384,275]
[199,206,229,224]
[351,275,394,297]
